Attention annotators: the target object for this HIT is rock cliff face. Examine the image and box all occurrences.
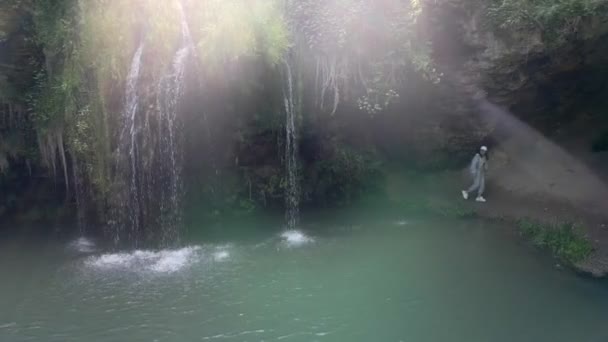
[0,4,35,103]
[383,0,608,170]
[2,1,607,164]
[2,0,608,228]
[431,0,608,118]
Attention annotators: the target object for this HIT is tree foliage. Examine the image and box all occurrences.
[289,0,437,114]
[487,0,608,43]
[14,0,291,192]
[0,0,437,217]
[190,0,289,67]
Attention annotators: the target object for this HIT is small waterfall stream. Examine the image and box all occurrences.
[115,43,145,246]
[112,1,192,246]
[156,1,192,245]
[72,155,87,234]
[283,59,300,229]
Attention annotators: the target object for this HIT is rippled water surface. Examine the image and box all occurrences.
[2,218,608,342]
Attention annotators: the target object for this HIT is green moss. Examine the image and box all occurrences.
[305,147,386,207]
[431,203,477,219]
[518,218,593,264]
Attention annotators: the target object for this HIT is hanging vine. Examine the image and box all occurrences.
[289,0,439,115]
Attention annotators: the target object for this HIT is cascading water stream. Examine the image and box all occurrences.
[115,43,145,246]
[155,1,192,245]
[72,155,87,234]
[112,1,194,247]
[283,59,300,229]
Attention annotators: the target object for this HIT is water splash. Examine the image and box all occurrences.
[69,237,96,253]
[84,244,232,273]
[213,250,230,262]
[280,230,313,248]
[86,246,202,273]
[283,59,300,229]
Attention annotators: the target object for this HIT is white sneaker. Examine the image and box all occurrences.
[461,191,469,200]
[476,196,486,202]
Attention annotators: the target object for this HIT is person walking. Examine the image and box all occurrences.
[462,146,488,202]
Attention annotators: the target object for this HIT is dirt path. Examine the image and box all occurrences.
[423,99,608,276]
[386,159,608,276]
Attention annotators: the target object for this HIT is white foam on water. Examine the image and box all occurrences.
[202,329,267,340]
[280,230,313,247]
[86,246,202,273]
[69,237,96,253]
[213,250,230,261]
[90,252,134,267]
[149,247,201,273]
[395,220,409,226]
[211,244,233,262]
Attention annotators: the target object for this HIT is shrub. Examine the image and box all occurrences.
[486,0,608,46]
[518,218,593,264]
[307,147,385,207]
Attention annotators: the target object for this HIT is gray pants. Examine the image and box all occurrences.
[467,173,485,197]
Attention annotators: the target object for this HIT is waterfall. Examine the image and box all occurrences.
[114,43,145,247]
[72,155,87,234]
[127,44,144,245]
[156,49,188,244]
[155,1,192,245]
[283,60,300,229]
[110,1,194,247]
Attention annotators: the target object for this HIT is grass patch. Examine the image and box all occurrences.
[427,202,477,219]
[518,219,593,264]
